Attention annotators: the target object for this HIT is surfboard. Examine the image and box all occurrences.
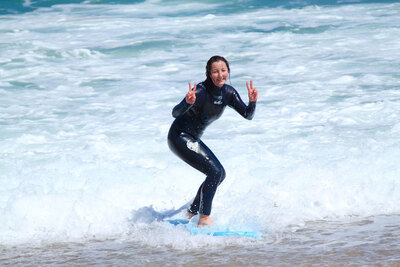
[166,219,260,238]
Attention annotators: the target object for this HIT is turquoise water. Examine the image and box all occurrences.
[1,0,400,265]
[2,0,400,14]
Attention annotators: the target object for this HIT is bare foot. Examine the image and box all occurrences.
[186,210,196,220]
[197,215,212,227]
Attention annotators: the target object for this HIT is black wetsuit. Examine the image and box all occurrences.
[168,78,256,216]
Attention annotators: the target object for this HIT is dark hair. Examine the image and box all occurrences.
[206,55,230,79]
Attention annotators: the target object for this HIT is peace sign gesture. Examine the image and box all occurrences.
[246,80,258,102]
[186,82,197,104]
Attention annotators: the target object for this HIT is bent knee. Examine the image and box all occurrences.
[206,165,225,186]
[216,166,226,185]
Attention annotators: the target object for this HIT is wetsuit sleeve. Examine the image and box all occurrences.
[229,88,256,120]
[172,98,193,118]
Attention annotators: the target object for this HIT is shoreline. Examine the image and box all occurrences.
[2,214,399,266]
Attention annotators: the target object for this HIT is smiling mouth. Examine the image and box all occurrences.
[212,77,226,87]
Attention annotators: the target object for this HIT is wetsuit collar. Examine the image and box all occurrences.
[204,78,225,95]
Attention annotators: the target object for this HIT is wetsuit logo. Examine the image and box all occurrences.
[213,95,223,105]
[186,140,200,153]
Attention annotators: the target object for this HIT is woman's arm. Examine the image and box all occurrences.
[228,80,258,120]
[172,98,192,118]
[172,82,197,118]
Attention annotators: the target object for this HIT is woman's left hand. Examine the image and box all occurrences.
[246,80,258,102]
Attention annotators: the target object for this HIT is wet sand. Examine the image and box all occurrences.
[1,215,399,266]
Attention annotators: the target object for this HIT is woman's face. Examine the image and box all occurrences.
[210,61,229,88]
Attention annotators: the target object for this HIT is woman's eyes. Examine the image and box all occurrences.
[212,69,227,74]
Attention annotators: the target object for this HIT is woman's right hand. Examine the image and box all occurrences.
[186,82,197,104]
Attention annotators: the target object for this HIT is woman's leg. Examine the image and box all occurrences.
[168,132,226,218]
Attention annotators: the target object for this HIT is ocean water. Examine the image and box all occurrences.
[1,0,400,265]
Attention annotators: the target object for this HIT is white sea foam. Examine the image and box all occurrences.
[0,1,400,246]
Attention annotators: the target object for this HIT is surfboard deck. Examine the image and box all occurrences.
[165,219,259,238]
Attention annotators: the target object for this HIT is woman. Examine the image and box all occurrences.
[168,55,258,227]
